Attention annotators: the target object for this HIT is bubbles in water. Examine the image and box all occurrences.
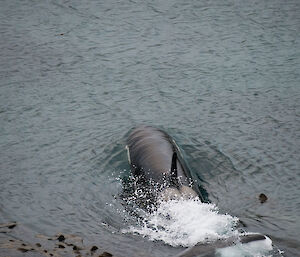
[120,175,277,256]
[123,198,239,247]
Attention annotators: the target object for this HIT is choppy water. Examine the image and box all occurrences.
[0,0,299,256]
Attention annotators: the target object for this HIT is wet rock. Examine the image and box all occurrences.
[91,245,98,252]
[0,222,17,232]
[8,224,17,229]
[36,233,54,240]
[0,222,17,229]
[0,223,115,257]
[60,233,84,247]
[18,247,30,252]
[99,251,113,257]
[259,193,268,203]
[57,234,65,242]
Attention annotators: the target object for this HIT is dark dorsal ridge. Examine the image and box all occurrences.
[171,152,177,174]
[169,152,179,187]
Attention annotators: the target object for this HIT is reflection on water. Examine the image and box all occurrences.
[0,0,299,256]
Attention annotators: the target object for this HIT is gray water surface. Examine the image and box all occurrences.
[1,0,299,256]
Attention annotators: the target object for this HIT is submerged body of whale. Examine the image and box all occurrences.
[175,234,273,257]
[126,125,204,202]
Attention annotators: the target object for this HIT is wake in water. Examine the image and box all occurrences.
[123,197,238,247]
[121,196,278,257]
[121,126,279,256]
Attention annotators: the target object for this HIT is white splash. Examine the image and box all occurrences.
[123,198,239,247]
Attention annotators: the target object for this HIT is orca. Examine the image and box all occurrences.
[125,126,272,255]
[126,125,204,203]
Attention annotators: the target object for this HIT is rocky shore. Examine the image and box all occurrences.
[0,222,114,257]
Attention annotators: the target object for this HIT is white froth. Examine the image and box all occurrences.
[123,198,239,247]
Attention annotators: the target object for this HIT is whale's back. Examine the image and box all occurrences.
[127,126,186,184]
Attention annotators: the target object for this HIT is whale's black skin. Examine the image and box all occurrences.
[126,125,204,202]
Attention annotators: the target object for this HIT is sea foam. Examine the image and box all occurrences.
[123,197,239,247]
